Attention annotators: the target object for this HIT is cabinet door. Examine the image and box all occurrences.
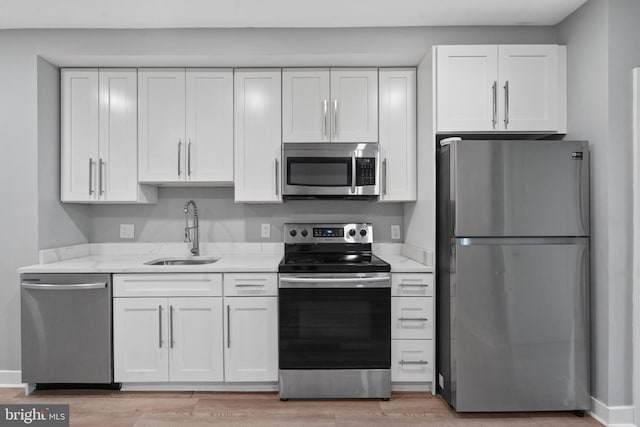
[138,69,186,182]
[98,69,138,201]
[391,339,433,382]
[330,68,378,142]
[234,69,282,203]
[498,45,559,131]
[391,297,433,340]
[379,68,416,202]
[114,298,168,382]
[168,297,224,382]
[61,69,99,202]
[436,45,498,132]
[224,297,278,382]
[282,69,330,143]
[185,69,234,183]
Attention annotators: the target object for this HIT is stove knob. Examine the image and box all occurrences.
[349,229,356,237]
[360,229,367,237]
[289,229,297,237]
[301,229,308,237]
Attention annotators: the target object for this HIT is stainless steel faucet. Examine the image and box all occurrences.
[183,200,199,256]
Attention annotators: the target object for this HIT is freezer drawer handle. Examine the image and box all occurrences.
[21,283,107,290]
[234,283,265,287]
[399,283,429,287]
[399,360,429,366]
[398,317,428,322]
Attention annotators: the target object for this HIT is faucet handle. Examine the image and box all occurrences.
[184,227,191,242]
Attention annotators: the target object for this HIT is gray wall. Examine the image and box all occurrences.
[90,187,404,242]
[0,26,556,373]
[557,0,635,407]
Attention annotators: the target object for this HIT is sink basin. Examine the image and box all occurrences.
[145,257,219,266]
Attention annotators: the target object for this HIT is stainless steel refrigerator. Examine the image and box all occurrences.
[436,139,590,412]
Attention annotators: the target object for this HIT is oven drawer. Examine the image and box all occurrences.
[224,273,278,296]
[391,339,433,382]
[392,273,433,297]
[391,297,433,339]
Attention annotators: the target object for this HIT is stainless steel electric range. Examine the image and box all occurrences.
[278,223,391,400]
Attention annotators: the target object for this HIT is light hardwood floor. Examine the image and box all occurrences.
[0,388,602,426]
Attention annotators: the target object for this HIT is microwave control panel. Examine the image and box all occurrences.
[355,158,376,185]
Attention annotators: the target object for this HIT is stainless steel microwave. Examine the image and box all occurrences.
[282,143,379,199]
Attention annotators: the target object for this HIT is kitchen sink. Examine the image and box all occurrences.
[145,257,219,266]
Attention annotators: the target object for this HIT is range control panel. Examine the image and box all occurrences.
[284,223,373,244]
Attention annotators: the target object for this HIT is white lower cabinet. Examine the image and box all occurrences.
[392,340,434,383]
[113,298,168,382]
[169,298,224,382]
[223,273,278,382]
[113,274,224,383]
[223,296,278,382]
[390,273,434,385]
[113,273,278,386]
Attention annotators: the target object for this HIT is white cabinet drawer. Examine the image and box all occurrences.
[113,274,222,297]
[392,273,433,297]
[391,297,433,339]
[391,339,433,382]
[223,273,278,296]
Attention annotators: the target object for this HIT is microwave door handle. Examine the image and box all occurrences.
[351,153,356,194]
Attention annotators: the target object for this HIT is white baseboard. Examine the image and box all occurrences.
[0,370,22,387]
[590,397,635,427]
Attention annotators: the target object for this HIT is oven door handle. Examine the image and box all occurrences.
[279,276,390,288]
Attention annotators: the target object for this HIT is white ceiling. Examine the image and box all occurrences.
[0,0,588,29]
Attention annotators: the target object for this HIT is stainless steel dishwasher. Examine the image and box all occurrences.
[21,273,113,387]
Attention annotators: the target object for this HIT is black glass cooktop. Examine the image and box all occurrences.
[278,252,391,273]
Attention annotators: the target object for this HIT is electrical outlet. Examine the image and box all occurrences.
[261,223,271,238]
[391,225,401,240]
[120,224,135,239]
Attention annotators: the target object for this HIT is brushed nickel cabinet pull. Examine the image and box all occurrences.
[158,305,163,348]
[187,138,192,177]
[88,158,95,195]
[177,139,182,176]
[227,305,231,348]
[492,81,497,129]
[504,81,509,128]
[170,305,175,349]
[399,360,429,366]
[98,158,105,196]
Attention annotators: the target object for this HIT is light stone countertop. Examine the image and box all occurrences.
[18,242,432,274]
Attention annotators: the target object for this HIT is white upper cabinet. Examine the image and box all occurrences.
[185,69,234,183]
[435,45,566,133]
[282,69,330,142]
[282,68,378,143]
[138,68,233,184]
[436,45,498,132]
[138,69,186,182]
[234,69,282,203]
[62,68,156,203]
[379,68,417,202]
[331,68,378,142]
[498,45,559,132]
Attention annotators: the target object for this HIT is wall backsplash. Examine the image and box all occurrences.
[89,187,405,243]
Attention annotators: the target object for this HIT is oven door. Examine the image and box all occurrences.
[278,273,391,370]
[282,143,379,198]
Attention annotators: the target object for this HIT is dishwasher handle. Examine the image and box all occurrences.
[21,283,107,290]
